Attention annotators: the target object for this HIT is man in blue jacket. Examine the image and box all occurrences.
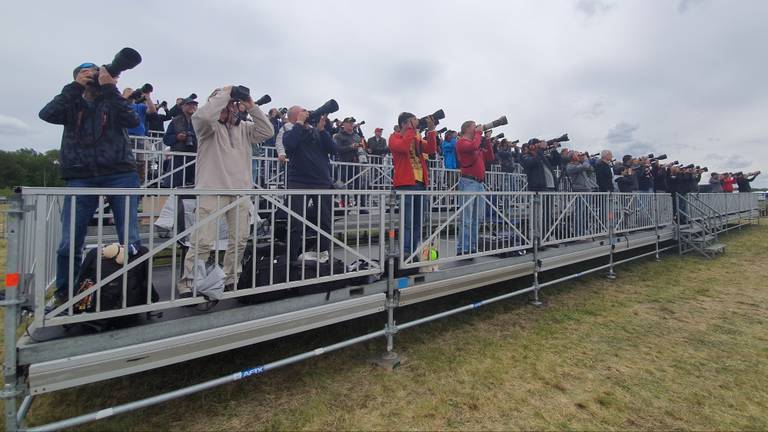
[282,105,337,263]
[39,62,142,306]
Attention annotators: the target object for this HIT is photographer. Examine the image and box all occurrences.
[333,118,367,210]
[721,172,736,193]
[147,100,172,134]
[637,157,654,193]
[708,172,722,193]
[367,127,389,156]
[162,98,199,187]
[736,171,761,193]
[594,150,615,192]
[122,86,157,137]
[565,152,594,192]
[389,112,437,258]
[39,61,142,306]
[520,139,561,192]
[668,165,692,223]
[456,121,494,255]
[178,86,274,297]
[441,130,458,169]
[614,155,639,193]
[282,106,337,263]
[652,162,669,193]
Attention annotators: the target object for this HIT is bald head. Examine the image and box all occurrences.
[287,105,304,123]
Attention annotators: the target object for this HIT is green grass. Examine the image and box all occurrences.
[11,223,768,430]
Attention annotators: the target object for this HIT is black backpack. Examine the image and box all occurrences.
[73,245,160,328]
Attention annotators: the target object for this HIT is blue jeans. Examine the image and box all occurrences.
[397,182,425,259]
[458,177,485,253]
[56,171,142,297]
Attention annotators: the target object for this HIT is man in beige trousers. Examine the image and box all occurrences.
[179,85,274,297]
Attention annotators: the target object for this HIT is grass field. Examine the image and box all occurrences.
[7,223,768,430]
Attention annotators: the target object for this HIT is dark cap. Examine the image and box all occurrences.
[182,98,199,106]
[342,117,355,124]
[527,138,541,145]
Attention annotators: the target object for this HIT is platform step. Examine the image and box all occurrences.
[704,243,726,254]
[689,234,717,243]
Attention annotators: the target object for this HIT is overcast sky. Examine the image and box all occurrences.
[1,0,766,186]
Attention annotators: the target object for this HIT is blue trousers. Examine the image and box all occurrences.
[458,177,485,253]
[56,171,142,298]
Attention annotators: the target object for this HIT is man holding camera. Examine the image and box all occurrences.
[282,106,337,263]
[455,121,494,255]
[367,128,389,157]
[594,150,615,192]
[736,171,761,192]
[178,86,274,297]
[520,139,561,192]
[122,86,157,137]
[389,113,437,259]
[39,62,143,306]
[163,98,199,187]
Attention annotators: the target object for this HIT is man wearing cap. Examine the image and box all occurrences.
[39,62,143,307]
[389,112,437,259]
[456,121,494,255]
[163,97,199,187]
[179,86,274,297]
[367,127,389,157]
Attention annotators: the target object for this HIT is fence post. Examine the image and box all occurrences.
[2,193,24,432]
[653,193,661,262]
[531,193,543,306]
[372,190,401,369]
[676,193,683,256]
[606,192,617,279]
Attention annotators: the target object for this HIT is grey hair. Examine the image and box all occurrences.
[600,150,612,158]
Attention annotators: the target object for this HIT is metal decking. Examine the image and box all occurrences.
[18,226,674,395]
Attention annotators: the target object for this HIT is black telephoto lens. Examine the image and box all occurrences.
[307,99,340,124]
[104,48,142,78]
[254,94,271,106]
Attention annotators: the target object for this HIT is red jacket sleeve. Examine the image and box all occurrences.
[423,130,437,155]
[388,128,416,155]
[484,140,495,162]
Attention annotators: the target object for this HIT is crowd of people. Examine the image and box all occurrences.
[39,61,762,304]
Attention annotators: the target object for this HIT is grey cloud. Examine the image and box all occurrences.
[0,114,33,136]
[573,100,608,119]
[605,122,655,156]
[678,0,708,14]
[575,0,614,17]
[719,155,752,170]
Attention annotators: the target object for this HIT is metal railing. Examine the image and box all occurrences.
[21,188,387,328]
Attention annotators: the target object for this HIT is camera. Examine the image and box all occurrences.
[87,47,142,86]
[418,109,445,130]
[158,100,168,109]
[307,99,340,124]
[493,132,505,140]
[254,94,271,106]
[357,120,366,126]
[437,127,448,134]
[188,93,197,101]
[279,107,288,115]
[544,133,569,149]
[230,85,251,102]
[482,116,508,131]
[129,88,144,102]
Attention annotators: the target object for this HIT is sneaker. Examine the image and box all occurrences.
[359,209,370,215]
[298,251,320,262]
[319,250,329,263]
[44,292,68,314]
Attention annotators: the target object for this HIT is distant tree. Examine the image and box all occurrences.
[0,148,65,188]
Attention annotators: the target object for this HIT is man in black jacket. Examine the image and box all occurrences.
[283,106,336,262]
[39,62,142,305]
[367,128,389,156]
[735,171,760,192]
[595,150,615,192]
[520,139,561,192]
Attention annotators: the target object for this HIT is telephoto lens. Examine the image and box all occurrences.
[254,94,271,106]
[104,48,142,78]
[307,99,340,124]
[482,115,508,131]
[494,132,505,140]
[418,109,445,130]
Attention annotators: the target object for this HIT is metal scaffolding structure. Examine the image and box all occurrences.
[1,181,761,431]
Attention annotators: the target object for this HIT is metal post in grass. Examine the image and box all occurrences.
[531,193,543,306]
[653,193,661,262]
[371,190,401,370]
[2,193,24,432]
[676,194,683,256]
[606,192,617,279]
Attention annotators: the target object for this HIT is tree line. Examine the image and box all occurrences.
[0,148,66,190]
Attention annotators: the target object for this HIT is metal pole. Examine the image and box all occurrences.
[676,193,682,256]
[653,194,661,262]
[606,192,616,279]
[372,191,401,369]
[3,194,24,432]
[531,193,542,306]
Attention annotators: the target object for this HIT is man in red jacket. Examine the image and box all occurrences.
[456,121,494,255]
[389,112,437,259]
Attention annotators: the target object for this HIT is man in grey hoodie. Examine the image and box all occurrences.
[179,86,274,297]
